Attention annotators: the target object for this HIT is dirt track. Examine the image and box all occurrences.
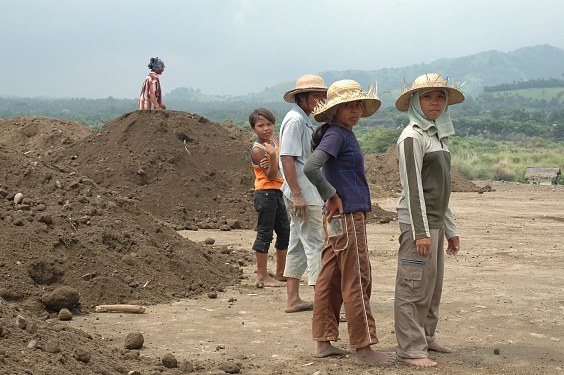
[69,182,564,375]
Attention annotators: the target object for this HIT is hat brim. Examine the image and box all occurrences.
[395,87,464,112]
[283,87,328,103]
[314,98,381,122]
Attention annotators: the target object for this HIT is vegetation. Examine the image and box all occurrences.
[483,78,564,92]
[448,136,563,183]
[2,45,564,183]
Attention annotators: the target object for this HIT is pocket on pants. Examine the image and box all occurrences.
[396,261,423,298]
[328,232,349,252]
[254,192,271,213]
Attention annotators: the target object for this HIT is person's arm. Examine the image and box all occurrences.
[304,149,343,218]
[149,93,161,110]
[303,149,334,199]
[444,204,460,255]
[280,155,307,218]
[398,135,432,256]
[252,143,278,181]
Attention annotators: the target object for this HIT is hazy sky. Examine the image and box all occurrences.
[2,0,563,99]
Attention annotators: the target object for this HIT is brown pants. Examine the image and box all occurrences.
[394,222,445,359]
[312,212,379,349]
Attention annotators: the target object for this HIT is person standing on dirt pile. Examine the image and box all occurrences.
[393,73,464,368]
[278,74,328,313]
[248,108,289,288]
[138,57,167,110]
[304,80,395,365]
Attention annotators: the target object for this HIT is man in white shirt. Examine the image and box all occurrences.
[279,74,327,313]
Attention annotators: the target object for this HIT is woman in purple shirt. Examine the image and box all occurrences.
[304,80,394,366]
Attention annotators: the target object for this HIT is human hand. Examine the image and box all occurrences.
[263,142,276,156]
[325,194,343,220]
[447,236,460,255]
[416,237,432,257]
[259,157,270,169]
[292,193,308,218]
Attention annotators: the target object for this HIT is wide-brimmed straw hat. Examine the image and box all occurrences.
[395,73,464,112]
[313,80,381,122]
[283,74,328,103]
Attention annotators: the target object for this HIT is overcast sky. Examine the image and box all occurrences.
[2,0,563,99]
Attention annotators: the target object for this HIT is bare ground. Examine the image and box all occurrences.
[68,182,564,375]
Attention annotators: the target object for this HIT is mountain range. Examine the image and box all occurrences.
[167,44,564,103]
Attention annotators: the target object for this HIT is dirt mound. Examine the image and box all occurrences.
[0,118,243,313]
[48,110,257,230]
[365,146,481,199]
[0,113,483,374]
[0,116,93,152]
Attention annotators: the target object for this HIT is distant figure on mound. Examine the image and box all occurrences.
[138,57,167,111]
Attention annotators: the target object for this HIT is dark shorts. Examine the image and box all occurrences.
[252,189,290,253]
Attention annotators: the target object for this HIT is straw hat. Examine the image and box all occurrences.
[313,80,381,122]
[395,73,465,112]
[283,74,328,103]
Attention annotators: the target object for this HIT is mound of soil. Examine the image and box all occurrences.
[0,112,481,374]
[48,110,257,231]
[0,115,246,314]
[365,146,481,198]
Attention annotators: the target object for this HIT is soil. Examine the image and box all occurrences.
[1,113,557,375]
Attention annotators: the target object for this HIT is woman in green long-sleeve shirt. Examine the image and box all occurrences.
[394,73,465,368]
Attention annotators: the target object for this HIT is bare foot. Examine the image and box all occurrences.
[268,272,287,282]
[398,357,437,367]
[314,342,348,358]
[355,347,395,365]
[284,300,314,313]
[256,275,285,288]
[428,341,453,353]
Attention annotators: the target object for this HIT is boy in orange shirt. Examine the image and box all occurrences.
[249,108,290,287]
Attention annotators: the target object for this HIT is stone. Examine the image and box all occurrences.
[124,332,144,349]
[161,353,178,368]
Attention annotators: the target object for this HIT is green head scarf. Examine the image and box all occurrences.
[407,89,455,141]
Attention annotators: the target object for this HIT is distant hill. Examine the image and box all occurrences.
[166,44,564,105]
[2,45,564,128]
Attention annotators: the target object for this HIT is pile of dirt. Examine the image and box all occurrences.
[47,110,258,231]
[0,112,481,374]
[0,115,247,313]
[365,146,482,198]
[0,114,253,373]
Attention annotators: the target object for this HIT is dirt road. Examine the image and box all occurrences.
[69,182,564,374]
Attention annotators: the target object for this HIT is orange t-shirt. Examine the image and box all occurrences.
[251,140,284,190]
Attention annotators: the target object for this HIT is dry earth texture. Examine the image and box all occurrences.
[0,112,514,375]
[71,183,563,375]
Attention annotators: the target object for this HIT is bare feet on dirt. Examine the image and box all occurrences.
[255,275,286,288]
[355,347,396,365]
[284,300,314,313]
[314,342,349,358]
[398,357,438,367]
[428,340,453,353]
[274,275,287,282]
